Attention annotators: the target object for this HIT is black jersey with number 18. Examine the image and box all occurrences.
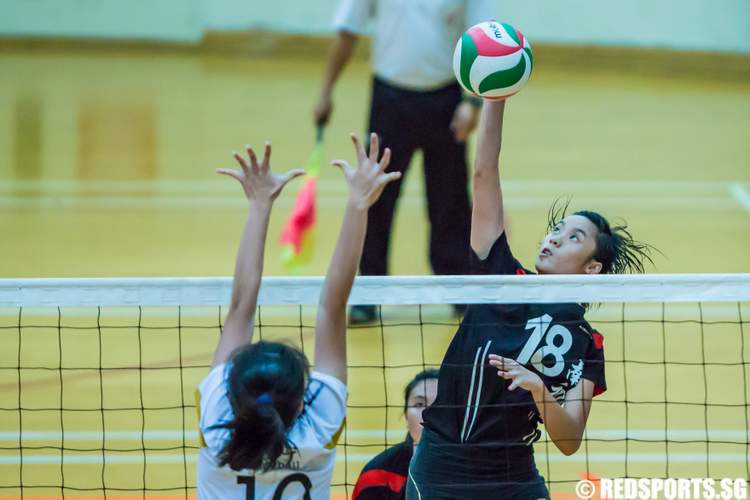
[421,233,606,450]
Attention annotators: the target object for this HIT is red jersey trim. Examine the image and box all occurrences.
[352,469,407,499]
[592,331,604,350]
[591,331,605,396]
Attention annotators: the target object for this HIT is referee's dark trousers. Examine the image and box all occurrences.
[361,77,472,277]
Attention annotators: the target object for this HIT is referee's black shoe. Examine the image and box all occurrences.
[348,305,377,325]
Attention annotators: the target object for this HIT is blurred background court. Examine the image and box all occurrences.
[1,0,749,498]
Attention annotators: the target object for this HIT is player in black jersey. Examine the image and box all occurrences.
[406,100,654,500]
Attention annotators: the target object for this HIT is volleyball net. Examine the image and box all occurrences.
[0,274,748,498]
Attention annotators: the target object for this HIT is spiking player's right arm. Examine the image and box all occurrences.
[470,100,506,259]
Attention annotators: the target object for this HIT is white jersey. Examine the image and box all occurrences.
[196,364,347,500]
[332,0,495,90]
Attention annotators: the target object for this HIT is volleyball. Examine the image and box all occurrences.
[452,21,533,100]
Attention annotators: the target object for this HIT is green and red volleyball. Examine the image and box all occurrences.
[453,21,533,100]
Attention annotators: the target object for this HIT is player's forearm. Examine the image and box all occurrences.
[313,202,366,383]
[320,32,358,97]
[228,200,273,321]
[530,385,584,455]
[319,202,367,313]
[470,100,506,253]
[474,100,504,173]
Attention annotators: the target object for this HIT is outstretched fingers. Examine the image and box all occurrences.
[282,168,306,185]
[245,145,261,175]
[378,171,401,187]
[231,142,270,177]
[331,159,355,178]
[233,151,251,177]
[378,147,392,172]
[350,133,367,163]
[488,354,512,365]
[489,354,513,373]
[260,142,272,173]
[368,132,379,163]
[488,355,526,390]
[216,168,242,182]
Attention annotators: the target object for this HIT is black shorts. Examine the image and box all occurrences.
[405,428,550,500]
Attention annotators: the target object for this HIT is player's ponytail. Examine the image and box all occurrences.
[215,341,309,471]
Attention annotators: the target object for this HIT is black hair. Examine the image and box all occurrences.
[215,341,309,472]
[546,198,658,274]
[403,368,440,414]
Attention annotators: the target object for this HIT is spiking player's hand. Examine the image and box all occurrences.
[331,133,401,210]
[488,354,543,395]
[217,142,305,204]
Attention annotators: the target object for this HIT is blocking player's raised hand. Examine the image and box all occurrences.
[331,133,401,210]
[217,142,305,204]
[314,133,400,383]
[211,141,304,368]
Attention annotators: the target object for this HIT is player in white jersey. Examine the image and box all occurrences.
[197,134,400,500]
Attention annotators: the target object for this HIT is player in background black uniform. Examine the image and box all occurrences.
[352,369,439,500]
[406,100,655,500]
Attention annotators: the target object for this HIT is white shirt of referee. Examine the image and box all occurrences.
[197,364,347,500]
[333,0,496,90]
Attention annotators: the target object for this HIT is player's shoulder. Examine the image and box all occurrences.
[590,328,605,350]
[567,318,606,353]
[291,371,347,451]
[199,363,228,393]
[303,371,347,413]
[470,231,529,275]
[309,371,347,394]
